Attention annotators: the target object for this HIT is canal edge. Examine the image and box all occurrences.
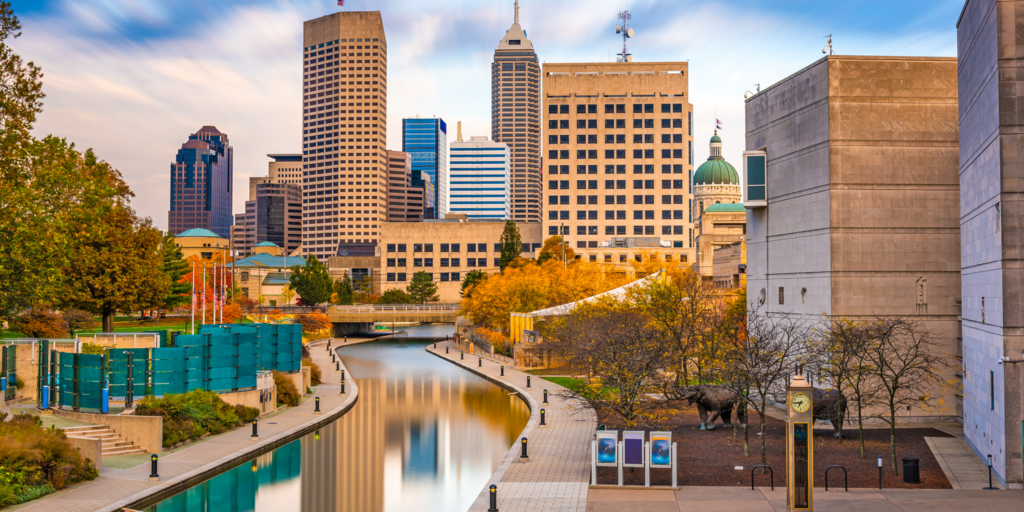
[110,340,360,512]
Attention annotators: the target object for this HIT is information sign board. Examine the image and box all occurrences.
[623,431,645,468]
[649,431,672,467]
[596,430,618,467]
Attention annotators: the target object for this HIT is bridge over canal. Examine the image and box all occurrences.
[328,304,461,335]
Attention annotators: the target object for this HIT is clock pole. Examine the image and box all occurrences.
[787,368,814,511]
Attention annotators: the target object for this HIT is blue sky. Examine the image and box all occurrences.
[10,0,963,228]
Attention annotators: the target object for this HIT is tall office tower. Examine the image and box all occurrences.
[448,136,511,219]
[492,1,541,222]
[541,62,695,266]
[385,150,424,222]
[401,118,447,219]
[233,155,304,257]
[168,126,233,238]
[301,11,387,259]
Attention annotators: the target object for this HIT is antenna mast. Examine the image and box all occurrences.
[615,11,633,62]
[822,34,834,55]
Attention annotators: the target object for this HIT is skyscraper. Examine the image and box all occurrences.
[448,136,511,219]
[168,126,233,238]
[301,11,388,259]
[492,1,541,222]
[233,155,304,257]
[401,118,447,219]
[385,150,424,222]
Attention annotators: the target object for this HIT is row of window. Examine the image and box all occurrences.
[385,243,541,253]
[549,164,689,175]
[549,118,687,130]
[386,256,500,268]
[548,179,687,190]
[549,149,686,160]
[548,195,688,205]
[548,209,688,221]
[548,104,686,114]
[549,225,687,236]
[549,134,687,144]
[387,272,462,282]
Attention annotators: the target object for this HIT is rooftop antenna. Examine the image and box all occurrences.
[615,11,633,62]
[514,0,519,25]
[822,34,834,55]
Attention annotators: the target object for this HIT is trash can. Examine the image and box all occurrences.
[902,458,920,484]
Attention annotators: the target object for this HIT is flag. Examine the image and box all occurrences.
[715,118,723,130]
[338,0,344,5]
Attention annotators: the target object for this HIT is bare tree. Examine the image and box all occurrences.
[864,317,951,474]
[543,300,672,428]
[807,317,872,446]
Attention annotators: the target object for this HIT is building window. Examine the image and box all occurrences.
[991,370,995,410]
[398,273,407,282]
[387,273,396,282]
[779,287,785,305]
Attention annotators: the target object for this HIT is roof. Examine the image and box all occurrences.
[694,158,740,185]
[710,134,722,143]
[262,272,290,286]
[497,3,534,51]
[177,228,222,238]
[255,241,279,247]
[233,252,306,268]
[703,203,746,213]
[528,273,663,318]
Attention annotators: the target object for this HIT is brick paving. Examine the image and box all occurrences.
[18,339,357,512]
[427,340,596,512]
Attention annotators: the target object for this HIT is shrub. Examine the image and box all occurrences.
[273,371,300,407]
[62,309,94,338]
[134,390,260,448]
[0,412,97,506]
[9,310,68,338]
[302,357,322,386]
[81,342,106,355]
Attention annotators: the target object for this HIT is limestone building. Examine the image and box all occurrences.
[744,55,961,418]
[957,0,1024,488]
[541,61,696,267]
[301,11,388,259]
[692,133,743,277]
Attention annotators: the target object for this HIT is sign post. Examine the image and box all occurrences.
[786,371,814,511]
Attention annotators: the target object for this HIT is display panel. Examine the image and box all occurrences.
[793,422,809,509]
[623,431,645,468]
[649,431,672,467]
[596,431,618,467]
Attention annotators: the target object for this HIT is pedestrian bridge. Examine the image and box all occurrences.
[327,304,461,333]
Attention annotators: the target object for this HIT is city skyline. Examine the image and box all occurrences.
[11,0,961,228]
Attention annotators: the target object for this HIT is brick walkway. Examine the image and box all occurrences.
[427,341,596,512]
[19,339,357,512]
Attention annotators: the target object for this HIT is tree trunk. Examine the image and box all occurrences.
[743,417,749,457]
[759,410,768,469]
[102,309,114,333]
[857,400,866,459]
[890,405,899,475]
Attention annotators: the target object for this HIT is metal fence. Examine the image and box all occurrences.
[2,344,16,401]
[57,352,107,412]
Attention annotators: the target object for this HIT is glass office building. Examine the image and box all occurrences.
[448,137,511,219]
[401,118,447,219]
[168,126,233,238]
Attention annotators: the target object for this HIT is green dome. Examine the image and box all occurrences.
[694,157,739,185]
[710,134,722,143]
[255,241,279,247]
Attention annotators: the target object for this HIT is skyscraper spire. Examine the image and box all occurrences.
[514,0,519,25]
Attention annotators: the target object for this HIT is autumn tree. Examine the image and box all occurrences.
[332,274,354,305]
[498,220,522,270]
[380,288,413,304]
[62,309,93,338]
[807,317,872,446]
[460,269,487,299]
[406,271,439,304]
[280,284,295,306]
[158,231,191,317]
[537,236,574,265]
[288,255,332,306]
[10,309,67,338]
[295,312,332,334]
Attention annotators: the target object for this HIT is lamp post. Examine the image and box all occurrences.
[983,454,998,490]
[877,455,883,490]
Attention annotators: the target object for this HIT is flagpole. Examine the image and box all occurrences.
[202,265,207,326]
[191,261,195,334]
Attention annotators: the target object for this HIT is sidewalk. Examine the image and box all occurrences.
[427,340,596,512]
[16,339,357,512]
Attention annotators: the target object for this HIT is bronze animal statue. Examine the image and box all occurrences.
[812,388,849,438]
[678,385,747,431]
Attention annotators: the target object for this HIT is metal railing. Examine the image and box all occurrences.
[330,304,461,313]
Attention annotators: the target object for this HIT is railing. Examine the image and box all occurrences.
[330,304,461,313]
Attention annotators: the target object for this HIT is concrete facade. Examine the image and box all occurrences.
[713,240,746,290]
[695,204,745,278]
[385,150,424,222]
[745,56,961,418]
[957,0,1024,488]
[541,61,696,267]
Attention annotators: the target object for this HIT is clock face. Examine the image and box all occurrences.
[791,392,811,413]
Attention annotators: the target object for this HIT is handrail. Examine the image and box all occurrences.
[825,465,847,492]
[330,304,462,313]
[751,465,773,490]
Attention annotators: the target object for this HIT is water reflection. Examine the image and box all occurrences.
[147,340,529,512]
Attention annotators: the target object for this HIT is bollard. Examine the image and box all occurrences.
[479,357,482,367]
[446,346,449,354]
[434,342,437,349]
[336,362,340,371]
[540,408,546,426]
[543,389,548,404]
[341,381,346,394]
[521,437,528,460]
[461,351,464,360]
[252,420,259,439]
[315,397,321,414]
[984,454,997,489]
[500,365,504,377]
[527,375,531,388]
[341,370,345,382]
[877,455,883,490]
[149,454,159,481]
[488,484,498,512]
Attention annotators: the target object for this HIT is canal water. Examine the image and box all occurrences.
[146,334,529,512]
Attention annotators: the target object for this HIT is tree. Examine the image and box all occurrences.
[295,312,332,333]
[406,271,439,304]
[353,275,379,304]
[332,274,354,305]
[280,284,295,306]
[498,220,522,270]
[234,296,256,317]
[864,317,951,475]
[62,309,93,338]
[158,231,191,316]
[460,270,487,299]
[807,318,872,447]
[9,309,67,338]
[537,236,575,265]
[288,255,332,306]
[380,288,413,304]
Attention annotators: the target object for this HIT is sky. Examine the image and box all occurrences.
[9,0,964,229]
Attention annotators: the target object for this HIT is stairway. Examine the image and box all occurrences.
[63,425,147,457]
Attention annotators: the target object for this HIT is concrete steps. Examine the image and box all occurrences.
[63,425,147,457]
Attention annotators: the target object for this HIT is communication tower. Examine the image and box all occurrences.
[615,11,634,62]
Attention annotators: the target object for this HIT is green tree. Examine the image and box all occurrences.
[288,255,332,306]
[406,271,439,304]
[333,274,355,305]
[280,284,295,305]
[380,288,413,304]
[460,269,487,299]
[159,231,190,314]
[536,235,575,265]
[498,220,522,270]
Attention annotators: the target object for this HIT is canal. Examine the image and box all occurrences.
[146,328,529,512]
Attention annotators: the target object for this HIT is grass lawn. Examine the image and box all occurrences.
[540,376,587,391]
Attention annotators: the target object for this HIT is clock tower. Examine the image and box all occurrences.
[786,371,814,511]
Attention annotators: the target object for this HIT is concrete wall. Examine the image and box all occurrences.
[65,435,102,470]
[957,0,1024,488]
[54,409,163,454]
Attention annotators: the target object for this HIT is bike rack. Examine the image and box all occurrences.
[751,465,773,490]
[825,465,848,492]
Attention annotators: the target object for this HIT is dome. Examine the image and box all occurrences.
[176,228,221,238]
[710,134,722,144]
[694,158,739,185]
[255,241,279,247]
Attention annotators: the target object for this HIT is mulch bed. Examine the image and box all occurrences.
[594,401,952,489]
